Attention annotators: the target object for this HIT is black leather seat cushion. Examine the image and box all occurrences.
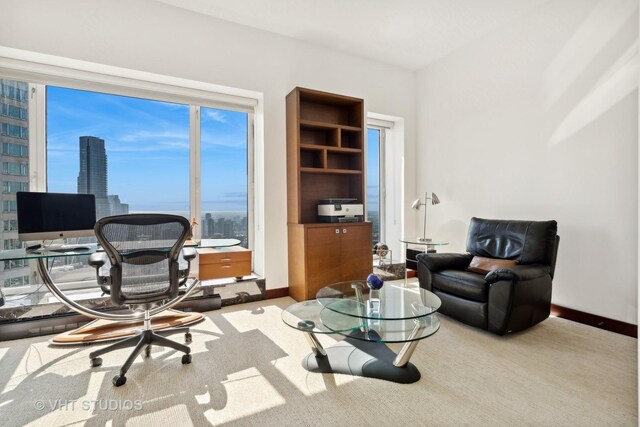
[432,270,488,302]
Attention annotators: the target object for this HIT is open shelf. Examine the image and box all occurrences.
[300,167,362,174]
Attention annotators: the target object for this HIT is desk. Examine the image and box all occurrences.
[400,238,448,284]
[0,239,240,343]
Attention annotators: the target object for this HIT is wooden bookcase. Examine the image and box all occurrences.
[286,87,372,301]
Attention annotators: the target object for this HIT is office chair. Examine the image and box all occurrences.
[88,214,198,387]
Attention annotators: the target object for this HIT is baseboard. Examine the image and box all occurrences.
[265,287,289,299]
[551,304,637,338]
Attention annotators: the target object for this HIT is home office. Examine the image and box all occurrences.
[0,0,637,425]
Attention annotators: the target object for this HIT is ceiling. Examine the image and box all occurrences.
[156,0,547,70]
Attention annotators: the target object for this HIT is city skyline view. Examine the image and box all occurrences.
[46,86,249,213]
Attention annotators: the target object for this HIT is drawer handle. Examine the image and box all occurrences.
[221,265,232,268]
[220,257,232,261]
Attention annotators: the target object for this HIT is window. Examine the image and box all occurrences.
[3,220,17,231]
[4,238,21,249]
[2,142,28,157]
[4,259,27,269]
[3,181,28,193]
[0,67,259,297]
[47,86,190,220]
[4,275,29,287]
[1,104,28,120]
[3,162,28,176]
[1,123,28,139]
[3,200,17,213]
[367,127,384,244]
[200,107,249,247]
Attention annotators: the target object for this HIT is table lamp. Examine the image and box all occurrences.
[411,192,440,242]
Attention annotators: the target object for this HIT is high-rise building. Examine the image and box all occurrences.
[77,136,110,219]
[0,79,30,287]
[108,195,129,216]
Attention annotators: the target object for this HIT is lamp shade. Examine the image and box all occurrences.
[411,198,422,210]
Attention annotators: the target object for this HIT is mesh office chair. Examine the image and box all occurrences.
[88,214,198,387]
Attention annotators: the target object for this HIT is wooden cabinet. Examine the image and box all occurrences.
[198,247,252,280]
[288,222,372,301]
[286,87,372,301]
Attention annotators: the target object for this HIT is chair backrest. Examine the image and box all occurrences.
[94,214,191,306]
[466,217,558,267]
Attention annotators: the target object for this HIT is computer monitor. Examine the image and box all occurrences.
[17,192,96,241]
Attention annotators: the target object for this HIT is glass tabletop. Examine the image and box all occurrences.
[281,299,441,343]
[281,300,363,334]
[0,238,242,261]
[400,238,449,246]
[316,281,441,321]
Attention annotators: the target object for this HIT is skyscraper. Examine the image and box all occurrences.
[77,136,110,219]
[0,79,30,287]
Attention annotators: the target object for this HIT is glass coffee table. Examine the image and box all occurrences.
[282,280,441,383]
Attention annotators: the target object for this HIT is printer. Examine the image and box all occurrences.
[317,198,364,223]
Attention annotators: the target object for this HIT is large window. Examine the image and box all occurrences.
[367,127,384,245]
[0,75,255,294]
[200,107,249,247]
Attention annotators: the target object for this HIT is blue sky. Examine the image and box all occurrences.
[46,86,248,213]
[366,128,380,213]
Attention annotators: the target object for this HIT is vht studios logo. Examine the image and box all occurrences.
[34,399,143,411]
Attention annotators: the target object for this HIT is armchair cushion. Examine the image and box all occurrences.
[484,264,551,284]
[433,270,488,302]
[467,256,517,274]
[416,252,473,272]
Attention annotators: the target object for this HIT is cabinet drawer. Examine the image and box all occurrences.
[200,260,252,280]
[198,247,251,265]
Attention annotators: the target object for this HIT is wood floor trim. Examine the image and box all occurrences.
[551,304,637,338]
[265,287,289,299]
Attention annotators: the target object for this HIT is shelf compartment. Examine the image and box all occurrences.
[326,151,362,171]
[300,147,325,169]
[299,173,364,224]
[300,123,339,147]
[300,167,362,174]
[299,94,363,127]
[340,129,362,149]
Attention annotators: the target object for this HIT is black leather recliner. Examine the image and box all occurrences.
[417,217,559,335]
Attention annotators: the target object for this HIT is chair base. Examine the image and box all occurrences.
[89,326,191,387]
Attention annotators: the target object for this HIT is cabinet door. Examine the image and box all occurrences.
[340,224,373,281]
[306,226,342,298]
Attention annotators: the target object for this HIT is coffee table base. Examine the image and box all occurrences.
[302,336,421,384]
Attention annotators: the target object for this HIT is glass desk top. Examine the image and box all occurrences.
[400,238,449,246]
[0,238,241,261]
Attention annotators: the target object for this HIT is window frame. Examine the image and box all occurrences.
[366,124,388,244]
[0,50,264,296]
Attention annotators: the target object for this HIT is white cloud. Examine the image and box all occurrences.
[203,110,227,123]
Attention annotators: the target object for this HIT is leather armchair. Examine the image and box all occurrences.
[417,217,559,335]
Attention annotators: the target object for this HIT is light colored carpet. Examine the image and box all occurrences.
[0,294,636,426]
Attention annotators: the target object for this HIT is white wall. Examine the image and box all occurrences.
[0,0,417,290]
[416,0,638,323]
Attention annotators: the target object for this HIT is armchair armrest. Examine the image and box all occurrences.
[88,252,107,269]
[416,253,473,272]
[485,264,550,284]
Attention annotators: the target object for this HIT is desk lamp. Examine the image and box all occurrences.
[411,192,440,242]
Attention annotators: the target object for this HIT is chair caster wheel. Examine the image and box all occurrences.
[181,354,192,364]
[90,357,102,368]
[145,346,151,357]
[112,375,126,387]
[185,332,192,343]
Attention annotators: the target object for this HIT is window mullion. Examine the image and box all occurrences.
[190,105,201,240]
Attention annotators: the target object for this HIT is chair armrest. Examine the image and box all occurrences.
[181,247,197,262]
[88,252,107,269]
[485,264,550,284]
[416,253,473,272]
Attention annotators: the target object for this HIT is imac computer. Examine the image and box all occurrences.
[17,192,96,251]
